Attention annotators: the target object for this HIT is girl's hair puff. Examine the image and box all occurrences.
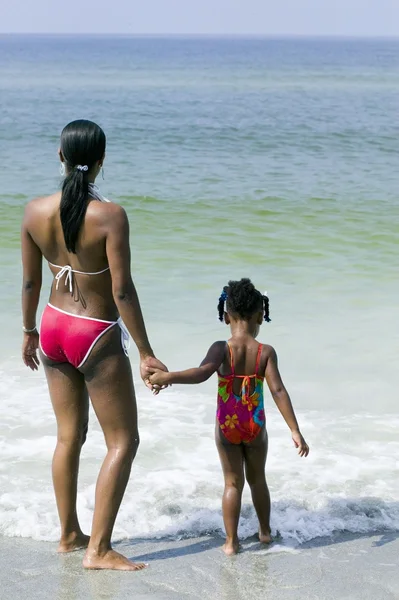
[217,278,271,322]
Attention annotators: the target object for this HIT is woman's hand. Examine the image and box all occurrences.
[148,369,170,388]
[22,331,40,371]
[292,430,309,457]
[140,356,168,392]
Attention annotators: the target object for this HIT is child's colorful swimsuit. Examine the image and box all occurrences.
[217,343,265,444]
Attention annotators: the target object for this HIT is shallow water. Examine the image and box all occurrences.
[0,35,398,543]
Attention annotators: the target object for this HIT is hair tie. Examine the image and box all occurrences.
[76,165,89,172]
[263,291,271,322]
[217,289,228,322]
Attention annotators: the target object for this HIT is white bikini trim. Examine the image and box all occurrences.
[49,263,110,292]
[38,313,49,359]
[117,317,130,356]
[47,303,114,323]
[77,322,117,368]
[76,318,129,367]
[38,340,49,360]
[89,183,110,203]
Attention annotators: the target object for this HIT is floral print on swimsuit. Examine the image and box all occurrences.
[217,343,265,444]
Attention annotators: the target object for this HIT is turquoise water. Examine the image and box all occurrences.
[0,36,398,543]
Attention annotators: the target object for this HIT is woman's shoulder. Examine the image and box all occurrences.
[85,201,130,240]
[27,191,61,205]
[24,192,61,219]
[87,198,127,221]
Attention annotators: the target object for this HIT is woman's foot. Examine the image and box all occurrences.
[58,532,90,553]
[259,528,272,544]
[222,537,240,556]
[83,548,148,571]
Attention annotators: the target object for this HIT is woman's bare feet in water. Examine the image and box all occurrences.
[83,548,148,571]
[58,532,90,553]
[222,537,240,556]
[259,528,272,544]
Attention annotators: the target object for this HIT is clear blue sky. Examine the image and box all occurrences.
[1,0,398,36]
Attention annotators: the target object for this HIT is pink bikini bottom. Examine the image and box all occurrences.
[40,303,129,369]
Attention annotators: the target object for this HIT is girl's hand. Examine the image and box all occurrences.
[140,356,168,392]
[292,430,309,457]
[22,331,40,371]
[148,369,170,387]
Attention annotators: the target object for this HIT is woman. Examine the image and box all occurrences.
[21,119,166,571]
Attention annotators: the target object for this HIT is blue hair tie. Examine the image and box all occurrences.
[217,289,228,321]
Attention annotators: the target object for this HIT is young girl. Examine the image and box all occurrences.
[147,278,309,556]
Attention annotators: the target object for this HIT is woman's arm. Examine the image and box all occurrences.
[148,341,226,386]
[104,203,167,384]
[21,204,43,370]
[265,347,309,457]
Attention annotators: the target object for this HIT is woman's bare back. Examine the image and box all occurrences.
[25,191,121,319]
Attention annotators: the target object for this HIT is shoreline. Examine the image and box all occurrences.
[2,532,399,599]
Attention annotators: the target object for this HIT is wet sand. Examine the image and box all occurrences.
[2,532,399,600]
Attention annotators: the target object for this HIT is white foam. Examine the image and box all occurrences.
[1,362,398,544]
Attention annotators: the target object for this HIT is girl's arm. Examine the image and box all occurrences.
[21,204,43,370]
[148,341,226,386]
[265,347,309,457]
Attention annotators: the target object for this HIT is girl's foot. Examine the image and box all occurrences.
[222,538,240,556]
[83,548,148,571]
[58,532,90,553]
[259,528,272,544]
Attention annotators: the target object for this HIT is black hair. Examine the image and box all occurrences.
[217,278,271,323]
[60,119,106,253]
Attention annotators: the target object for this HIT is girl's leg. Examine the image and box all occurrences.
[215,425,245,555]
[82,330,146,571]
[42,357,90,552]
[244,428,271,543]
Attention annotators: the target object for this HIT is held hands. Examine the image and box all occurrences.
[140,356,169,394]
[22,331,40,371]
[292,430,309,457]
[146,367,170,388]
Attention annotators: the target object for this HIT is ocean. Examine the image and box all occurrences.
[0,35,398,546]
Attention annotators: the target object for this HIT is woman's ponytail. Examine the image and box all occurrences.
[59,120,106,254]
[60,167,90,253]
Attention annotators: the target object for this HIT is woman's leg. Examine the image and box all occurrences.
[42,357,89,552]
[81,331,146,571]
[243,428,271,543]
[215,425,245,556]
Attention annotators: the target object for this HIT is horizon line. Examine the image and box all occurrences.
[0,32,398,39]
